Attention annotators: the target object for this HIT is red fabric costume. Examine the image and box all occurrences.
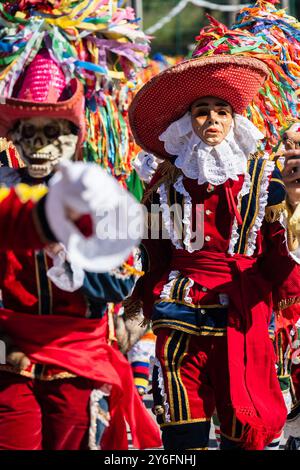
[0,35,161,448]
[0,184,161,450]
[127,54,300,450]
[130,165,300,450]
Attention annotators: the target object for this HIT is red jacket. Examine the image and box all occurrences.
[0,183,162,450]
[127,157,300,450]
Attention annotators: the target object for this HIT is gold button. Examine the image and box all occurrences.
[205,209,212,215]
[202,286,208,292]
[200,309,206,315]
[205,235,211,242]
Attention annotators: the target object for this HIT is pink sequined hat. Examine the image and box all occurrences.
[129,55,269,159]
[0,49,86,158]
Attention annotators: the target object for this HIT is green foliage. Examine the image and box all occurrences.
[290,0,300,18]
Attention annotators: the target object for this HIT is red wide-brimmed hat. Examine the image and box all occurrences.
[0,50,86,158]
[129,55,269,159]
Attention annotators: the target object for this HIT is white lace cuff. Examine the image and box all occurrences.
[46,246,85,292]
[132,151,162,183]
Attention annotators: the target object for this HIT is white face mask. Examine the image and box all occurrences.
[9,117,79,178]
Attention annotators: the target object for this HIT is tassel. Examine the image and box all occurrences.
[122,262,144,277]
[265,202,286,223]
[240,424,276,451]
[236,407,283,450]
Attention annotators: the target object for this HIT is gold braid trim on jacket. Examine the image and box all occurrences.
[265,200,300,251]
[0,138,25,167]
[265,202,286,223]
[277,296,300,312]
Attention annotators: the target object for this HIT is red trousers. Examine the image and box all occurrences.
[153,329,245,450]
[0,372,93,450]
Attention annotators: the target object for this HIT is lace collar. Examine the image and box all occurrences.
[159,112,264,186]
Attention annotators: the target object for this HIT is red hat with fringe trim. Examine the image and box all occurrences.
[129,55,269,159]
[0,50,86,159]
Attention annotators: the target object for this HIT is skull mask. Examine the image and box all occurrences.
[9,117,79,178]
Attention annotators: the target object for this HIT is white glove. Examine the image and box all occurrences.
[45,243,85,292]
[132,151,162,183]
[45,161,144,273]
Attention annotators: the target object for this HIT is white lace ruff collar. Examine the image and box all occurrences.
[159,112,264,186]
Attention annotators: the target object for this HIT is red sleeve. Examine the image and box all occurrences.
[0,186,52,251]
[260,220,300,323]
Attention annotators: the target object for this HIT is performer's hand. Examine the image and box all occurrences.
[0,329,31,370]
[132,151,162,183]
[282,150,300,208]
[6,349,31,370]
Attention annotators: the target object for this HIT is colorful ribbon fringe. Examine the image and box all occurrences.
[0,0,150,180]
[136,52,183,90]
[193,0,300,154]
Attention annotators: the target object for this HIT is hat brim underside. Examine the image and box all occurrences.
[129,56,269,159]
